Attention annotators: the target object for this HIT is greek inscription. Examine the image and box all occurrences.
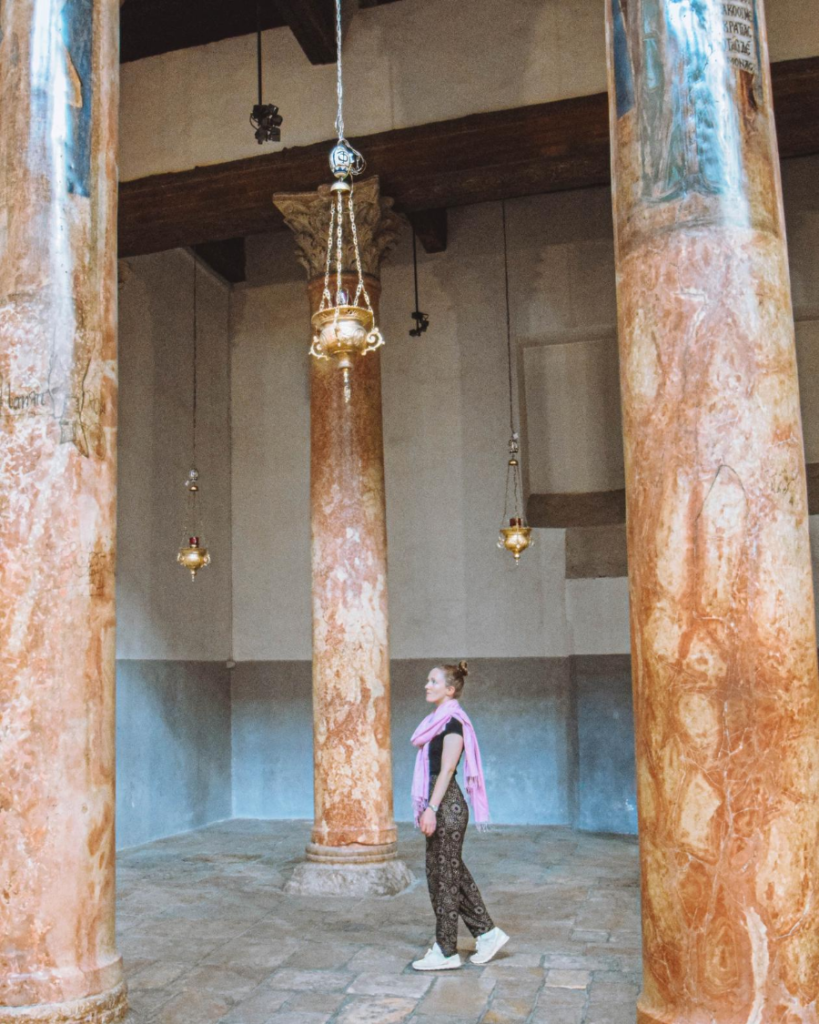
[722,0,758,76]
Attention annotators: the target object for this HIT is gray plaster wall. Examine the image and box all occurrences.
[231,656,638,832]
[116,249,234,849]
[116,660,232,849]
[573,656,637,835]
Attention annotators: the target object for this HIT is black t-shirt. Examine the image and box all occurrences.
[429,718,464,777]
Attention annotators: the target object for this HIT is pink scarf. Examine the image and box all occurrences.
[411,699,490,830]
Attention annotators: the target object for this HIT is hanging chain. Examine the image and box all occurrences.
[336,189,344,305]
[501,200,525,525]
[192,251,198,467]
[348,189,373,313]
[502,200,515,436]
[334,0,344,142]
[321,192,337,310]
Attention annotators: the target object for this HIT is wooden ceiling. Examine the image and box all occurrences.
[121,0,399,65]
[119,56,819,268]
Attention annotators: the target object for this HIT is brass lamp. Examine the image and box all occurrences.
[177,468,211,581]
[497,434,533,565]
[309,0,385,402]
[178,537,211,581]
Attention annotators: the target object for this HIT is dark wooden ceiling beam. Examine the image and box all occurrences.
[121,0,286,63]
[411,209,448,255]
[121,0,402,65]
[193,237,247,283]
[119,56,819,258]
[273,0,337,65]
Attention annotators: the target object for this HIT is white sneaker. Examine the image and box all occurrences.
[412,942,462,971]
[469,927,509,965]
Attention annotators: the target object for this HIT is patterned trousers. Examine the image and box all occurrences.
[425,775,494,957]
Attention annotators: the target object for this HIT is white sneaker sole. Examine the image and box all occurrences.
[469,930,509,965]
[412,958,462,972]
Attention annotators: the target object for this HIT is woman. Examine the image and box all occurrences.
[410,661,509,971]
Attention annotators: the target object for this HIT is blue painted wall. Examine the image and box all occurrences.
[574,655,638,834]
[116,655,638,847]
[231,657,636,832]
[116,660,232,849]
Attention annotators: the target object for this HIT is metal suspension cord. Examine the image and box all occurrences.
[334,0,344,142]
[256,3,263,107]
[502,200,515,435]
[412,223,420,314]
[192,252,198,467]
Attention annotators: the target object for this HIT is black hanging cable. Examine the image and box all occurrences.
[502,200,515,435]
[250,2,283,144]
[408,218,430,337]
[192,252,198,468]
[256,2,263,108]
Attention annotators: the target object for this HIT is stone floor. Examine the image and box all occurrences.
[118,820,641,1024]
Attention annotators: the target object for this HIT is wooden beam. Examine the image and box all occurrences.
[411,209,448,254]
[527,490,627,530]
[118,57,819,258]
[193,237,247,283]
[121,0,286,63]
[274,0,337,65]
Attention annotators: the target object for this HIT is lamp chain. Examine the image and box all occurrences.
[502,199,515,436]
[192,251,198,467]
[336,190,344,305]
[321,194,337,309]
[335,0,344,142]
[348,191,373,313]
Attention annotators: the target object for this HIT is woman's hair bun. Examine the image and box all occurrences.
[457,660,469,677]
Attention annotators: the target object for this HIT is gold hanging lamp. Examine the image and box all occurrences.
[496,201,533,565]
[176,254,211,581]
[309,0,384,403]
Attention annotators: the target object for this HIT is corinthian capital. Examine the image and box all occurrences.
[273,176,402,281]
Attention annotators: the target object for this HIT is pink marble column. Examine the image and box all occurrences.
[274,177,412,896]
[605,1,819,1020]
[0,1,126,1021]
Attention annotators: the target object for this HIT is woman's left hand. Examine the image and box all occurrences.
[420,808,437,836]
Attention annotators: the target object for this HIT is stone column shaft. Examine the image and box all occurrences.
[274,177,412,896]
[605,1,819,1021]
[0,1,125,1021]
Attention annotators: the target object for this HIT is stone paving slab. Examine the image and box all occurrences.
[117,820,641,1024]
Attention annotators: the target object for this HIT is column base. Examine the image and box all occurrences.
[636,1000,692,1024]
[285,842,415,896]
[0,983,128,1024]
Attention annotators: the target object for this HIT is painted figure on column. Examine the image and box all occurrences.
[606,0,819,1022]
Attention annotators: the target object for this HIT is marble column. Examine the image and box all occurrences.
[605,1,819,1021]
[0,1,126,1022]
[274,177,412,896]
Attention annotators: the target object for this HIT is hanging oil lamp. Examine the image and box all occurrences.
[177,469,211,581]
[498,432,533,564]
[176,255,211,581]
[309,0,384,403]
[496,202,533,566]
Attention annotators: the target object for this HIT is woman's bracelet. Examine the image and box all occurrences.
[426,801,439,814]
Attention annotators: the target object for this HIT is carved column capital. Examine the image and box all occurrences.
[273,176,402,282]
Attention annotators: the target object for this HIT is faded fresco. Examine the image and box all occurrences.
[61,0,94,197]
[612,0,764,204]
